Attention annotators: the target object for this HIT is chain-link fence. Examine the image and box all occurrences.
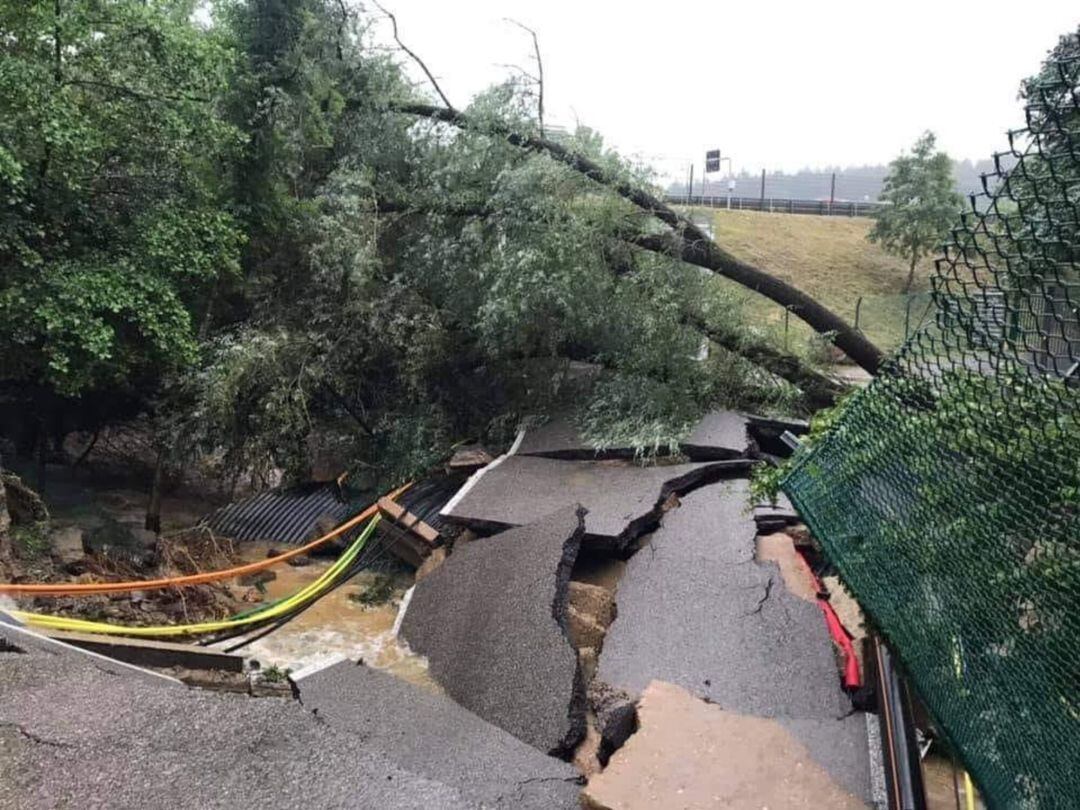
[853,292,935,354]
[783,32,1079,809]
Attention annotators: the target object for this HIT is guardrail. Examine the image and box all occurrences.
[667,194,885,218]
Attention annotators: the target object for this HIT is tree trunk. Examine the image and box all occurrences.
[903,251,918,294]
[382,101,885,376]
[145,453,164,534]
[35,421,46,496]
[0,455,11,570]
[681,313,847,409]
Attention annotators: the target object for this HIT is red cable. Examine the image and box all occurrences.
[795,549,862,689]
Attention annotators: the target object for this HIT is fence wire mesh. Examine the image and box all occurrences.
[782,31,1079,809]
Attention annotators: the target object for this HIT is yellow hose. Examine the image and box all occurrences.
[12,515,381,637]
[963,772,976,810]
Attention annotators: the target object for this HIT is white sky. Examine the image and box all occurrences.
[369,1,1078,180]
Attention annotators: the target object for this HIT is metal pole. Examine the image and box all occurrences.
[829,171,836,214]
[760,168,766,212]
[873,638,929,810]
[688,164,695,206]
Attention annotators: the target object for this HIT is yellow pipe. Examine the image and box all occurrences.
[12,515,380,637]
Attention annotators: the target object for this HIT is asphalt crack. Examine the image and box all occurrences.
[1,722,74,749]
[739,575,775,617]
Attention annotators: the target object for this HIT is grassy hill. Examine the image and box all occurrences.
[704,209,936,355]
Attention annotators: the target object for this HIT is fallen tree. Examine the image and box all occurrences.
[374,197,848,408]
[378,101,884,376]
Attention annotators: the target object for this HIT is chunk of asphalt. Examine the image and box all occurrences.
[678,410,753,460]
[581,681,870,809]
[400,506,587,756]
[0,643,475,809]
[599,479,851,718]
[514,418,637,460]
[441,455,752,551]
[595,479,871,798]
[294,660,580,809]
[753,491,801,533]
[588,681,637,764]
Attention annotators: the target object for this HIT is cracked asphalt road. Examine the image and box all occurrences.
[0,624,577,809]
[596,478,874,802]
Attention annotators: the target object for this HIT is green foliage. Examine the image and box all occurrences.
[0,0,827,487]
[10,522,50,560]
[869,131,962,292]
[260,664,290,682]
[349,572,396,606]
[0,0,243,400]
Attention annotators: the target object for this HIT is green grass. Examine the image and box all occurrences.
[700,208,936,354]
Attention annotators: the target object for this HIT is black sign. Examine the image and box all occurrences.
[705,149,721,173]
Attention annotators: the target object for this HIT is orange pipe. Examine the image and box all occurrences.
[0,483,411,596]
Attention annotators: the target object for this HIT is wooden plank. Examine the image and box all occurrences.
[376,521,430,567]
[38,629,246,672]
[377,497,440,545]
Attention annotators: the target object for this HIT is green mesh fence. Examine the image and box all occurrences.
[782,33,1079,809]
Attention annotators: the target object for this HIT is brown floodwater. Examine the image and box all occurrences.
[227,545,440,692]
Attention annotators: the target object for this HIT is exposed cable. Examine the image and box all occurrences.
[0,483,411,596]
[11,516,382,636]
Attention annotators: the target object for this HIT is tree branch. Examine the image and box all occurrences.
[608,242,846,407]
[681,311,846,409]
[370,194,846,407]
[63,79,210,104]
[378,101,884,374]
[319,380,375,437]
[505,19,544,137]
[374,2,455,111]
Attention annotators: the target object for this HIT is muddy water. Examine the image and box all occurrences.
[232,546,440,693]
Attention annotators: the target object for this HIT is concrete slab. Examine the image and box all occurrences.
[597,478,854,720]
[581,681,870,810]
[514,418,636,460]
[678,410,752,460]
[399,507,587,755]
[38,629,246,672]
[295,659,580,808]
[0,645,474,809]
[0,620,182,687]
[441,455,752,551]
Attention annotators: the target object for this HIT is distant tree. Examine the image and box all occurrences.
[869,131,961,293]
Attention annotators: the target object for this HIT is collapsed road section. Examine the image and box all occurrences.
[595,479,874,803]
[0,618,580,809]
[399,506,588,755]
[424,412,880,806]
[442,454,751,551]
[0,410,882,808]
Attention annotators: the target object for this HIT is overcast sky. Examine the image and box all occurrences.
[369,1,1078,180]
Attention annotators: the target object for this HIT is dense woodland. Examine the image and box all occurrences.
[0,0,864,490]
